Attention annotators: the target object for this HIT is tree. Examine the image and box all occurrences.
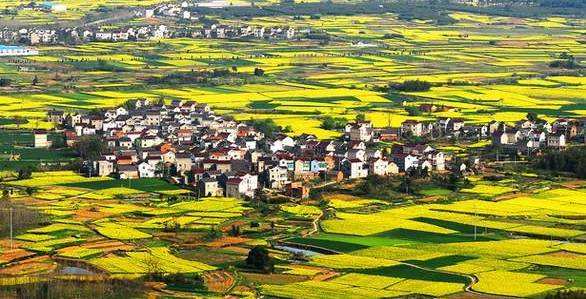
[320,116,346,130]
[0,78,11,87]
[537,146,586,178]
[355,113,366,122]
[74,135,106,161]
[399,175,413,194]
[25,187,36,196]
[253,67,265,76]
[17,167,33,180]
[526,112,539,122]
[245,246,274,273]
[162,220,180,232]
[390,80,431,92]
[121,99,138,111]
[545,289,585,299]
[405,106,422,116]
[204,226,222,241]
[247,119,281,138]
[230,224,240,236]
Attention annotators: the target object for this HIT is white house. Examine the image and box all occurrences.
[138,162,156,178]
[369,158,390,176]
[270,136,295,152]
[343,159,368,179]
[547,133,566,148]
[97,159,114,177]
[33,131,50,148]
[267,166,289,189]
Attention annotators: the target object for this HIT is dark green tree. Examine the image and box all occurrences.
[246,246,274,273]
[74,135,106,161]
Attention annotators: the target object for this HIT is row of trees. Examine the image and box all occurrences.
[246,118,291,138]
[549,52,582,69]
[320,115,347,130]
[536,146,586,178]
[390,80,432,92]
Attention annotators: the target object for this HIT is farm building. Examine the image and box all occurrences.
[0,45,39,56]
[40,1,67,12]
[33,130,51,148]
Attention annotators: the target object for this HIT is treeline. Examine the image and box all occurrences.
[0,277,143,299]
[320,116,347,130]
[549,53,583,70]
[191,0,584,21]
[536,146,586,178]
[450,0,585,17]
[246,118,291,138]
[190,0,457,24]
[144,68,267,85]
[374,80,433,93]
[0,200,49,237]
[390,80,432,92]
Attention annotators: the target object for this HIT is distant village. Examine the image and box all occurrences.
[0,1,306,49]
[39,99,586,200]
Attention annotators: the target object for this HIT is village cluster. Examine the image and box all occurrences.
[0,23,300,47]
[41,100,585,200]
[42,100,448,200]
[404,104,584,153]
[0,1,301,48]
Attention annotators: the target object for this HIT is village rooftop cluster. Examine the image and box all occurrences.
[42,99,586,200]
[0,1,303,48]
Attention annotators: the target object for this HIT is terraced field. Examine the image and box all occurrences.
[276,183,586,298]
[0,12,584,138]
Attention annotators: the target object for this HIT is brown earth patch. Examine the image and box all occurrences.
[0,239,26,250]
[559,180,586,189]
[204,270,235,293]
[537,277,568,286]
[0,249,35,264]
[313,270,338,281]
[73,208,113,222]
[205,236,251,248]
[0,256,56,275]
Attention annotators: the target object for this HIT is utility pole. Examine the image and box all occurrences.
[2,207,14,250]
[474,205,477,241]
[9,207,13,250]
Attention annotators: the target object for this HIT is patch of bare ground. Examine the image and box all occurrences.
[537,277,568,286]
[73,208,113,222]
[205,237,251,248]
[203,270,235,293]
[313,270,338,281]
[0,256,57,275]
[0,249,35,264]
